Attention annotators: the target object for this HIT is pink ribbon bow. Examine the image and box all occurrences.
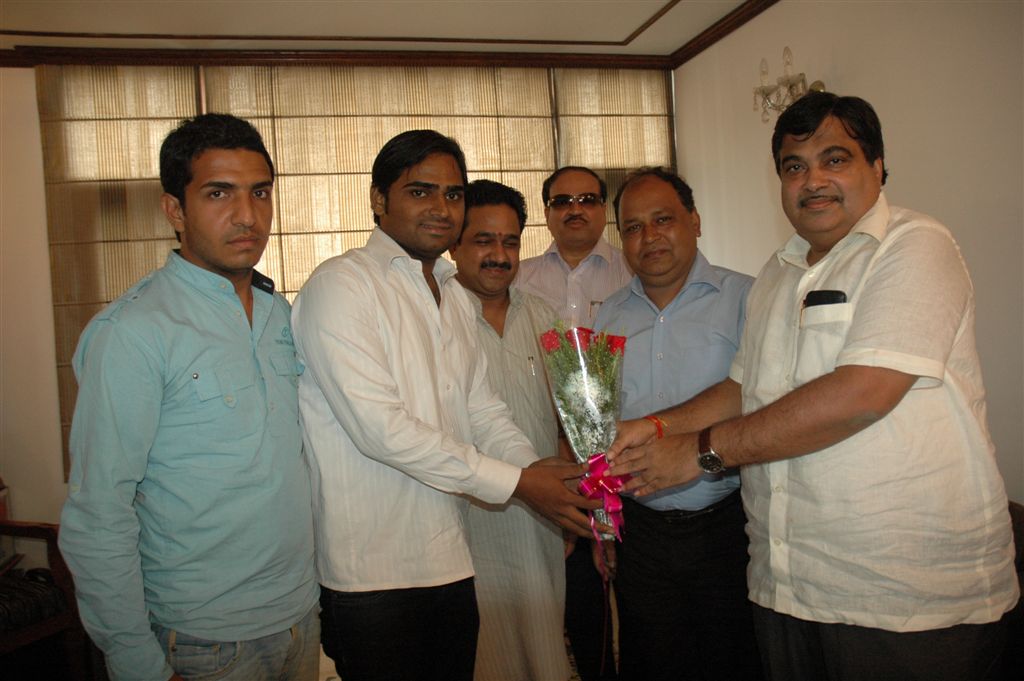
[578,452,630,543]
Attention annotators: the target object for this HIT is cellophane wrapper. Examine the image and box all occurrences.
[538,325,626,540]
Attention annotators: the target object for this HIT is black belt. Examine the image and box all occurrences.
[624,488,741,522]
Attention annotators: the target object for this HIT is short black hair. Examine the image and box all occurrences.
[459,179,527,241]
[159,113,274,206]
[772,91,888,184]
[371,129,469,225]
[613,167,695,228]
[541,166,608,204]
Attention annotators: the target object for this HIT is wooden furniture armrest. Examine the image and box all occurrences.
[0,519,77,614]
[0,519,60,542]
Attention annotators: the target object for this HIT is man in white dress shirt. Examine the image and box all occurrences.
[451,178,572,681]
[292,130,598,681]
[516,166,632,328]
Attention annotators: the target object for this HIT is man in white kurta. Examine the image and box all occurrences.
[452,179,572,681]
[606,93,1017,681]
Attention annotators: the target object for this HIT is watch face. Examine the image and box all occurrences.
[698,452,725,474]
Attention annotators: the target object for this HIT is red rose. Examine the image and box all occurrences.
[540,329,562,353]
[566,327,593,351]
[606,334,626,355]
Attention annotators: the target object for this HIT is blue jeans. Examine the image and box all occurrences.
[152,605,320,681]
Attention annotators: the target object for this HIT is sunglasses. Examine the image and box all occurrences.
[545,192,604,209]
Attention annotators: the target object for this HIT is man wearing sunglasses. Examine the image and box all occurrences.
[517,165,633,681]
[517,166,633,329]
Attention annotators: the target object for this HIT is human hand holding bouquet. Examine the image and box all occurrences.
[539,324,629,541]
[513,458,601,538]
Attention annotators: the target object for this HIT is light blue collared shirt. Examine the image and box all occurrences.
[595,250,752,511]
[60,252,318,681]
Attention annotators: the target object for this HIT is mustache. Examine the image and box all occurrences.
[227,230,263,241]
[480,260,512,271]
[800,193,842,208]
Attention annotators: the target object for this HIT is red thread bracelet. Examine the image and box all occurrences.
[644,414,666,439]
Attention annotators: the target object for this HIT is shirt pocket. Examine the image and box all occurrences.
[267,351,302,435]
[187,361,260,433]
[269,350,302,386]
[794,302,853,386]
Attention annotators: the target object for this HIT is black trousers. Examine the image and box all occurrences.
[319,577,479,681]
[752,604,1007,681]
[615,492,763,681]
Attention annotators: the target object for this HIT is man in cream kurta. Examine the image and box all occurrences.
[452,179,572,681]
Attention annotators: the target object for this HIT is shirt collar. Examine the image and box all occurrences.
[463,283,520,319]
[543,236,615,266]
[778,192,891,268]
[365,227,458,285]
[165,250,275,295]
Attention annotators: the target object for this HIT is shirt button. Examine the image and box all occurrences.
[446,384,452,391]
[571,303,577,309]
[659,315,665,323]
[773,485,783,493]
[773,538,782,547]
[224,396,236,406]
[656,353,664,360]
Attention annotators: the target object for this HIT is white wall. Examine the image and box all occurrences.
[675,0,1024,501]
[1,68,68,533]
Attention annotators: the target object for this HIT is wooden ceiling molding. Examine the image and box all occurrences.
[0,0,777,70]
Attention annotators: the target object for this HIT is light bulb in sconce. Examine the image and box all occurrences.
[753,47,824,122]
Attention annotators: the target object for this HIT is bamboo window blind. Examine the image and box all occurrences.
[36,64,673,473]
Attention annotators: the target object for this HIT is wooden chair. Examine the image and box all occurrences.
[0,520,90,680]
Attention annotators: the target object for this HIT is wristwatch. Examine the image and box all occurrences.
[697,426,725,474]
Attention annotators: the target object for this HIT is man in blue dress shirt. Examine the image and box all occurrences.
[594,168,761,681]
[59,114,319,681]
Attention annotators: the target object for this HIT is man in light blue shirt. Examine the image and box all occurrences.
[594,168,760,681]
[59,114,319,681]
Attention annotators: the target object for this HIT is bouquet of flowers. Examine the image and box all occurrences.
[539,324,628,541]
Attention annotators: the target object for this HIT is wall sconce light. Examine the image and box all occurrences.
[753,47,826,123]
